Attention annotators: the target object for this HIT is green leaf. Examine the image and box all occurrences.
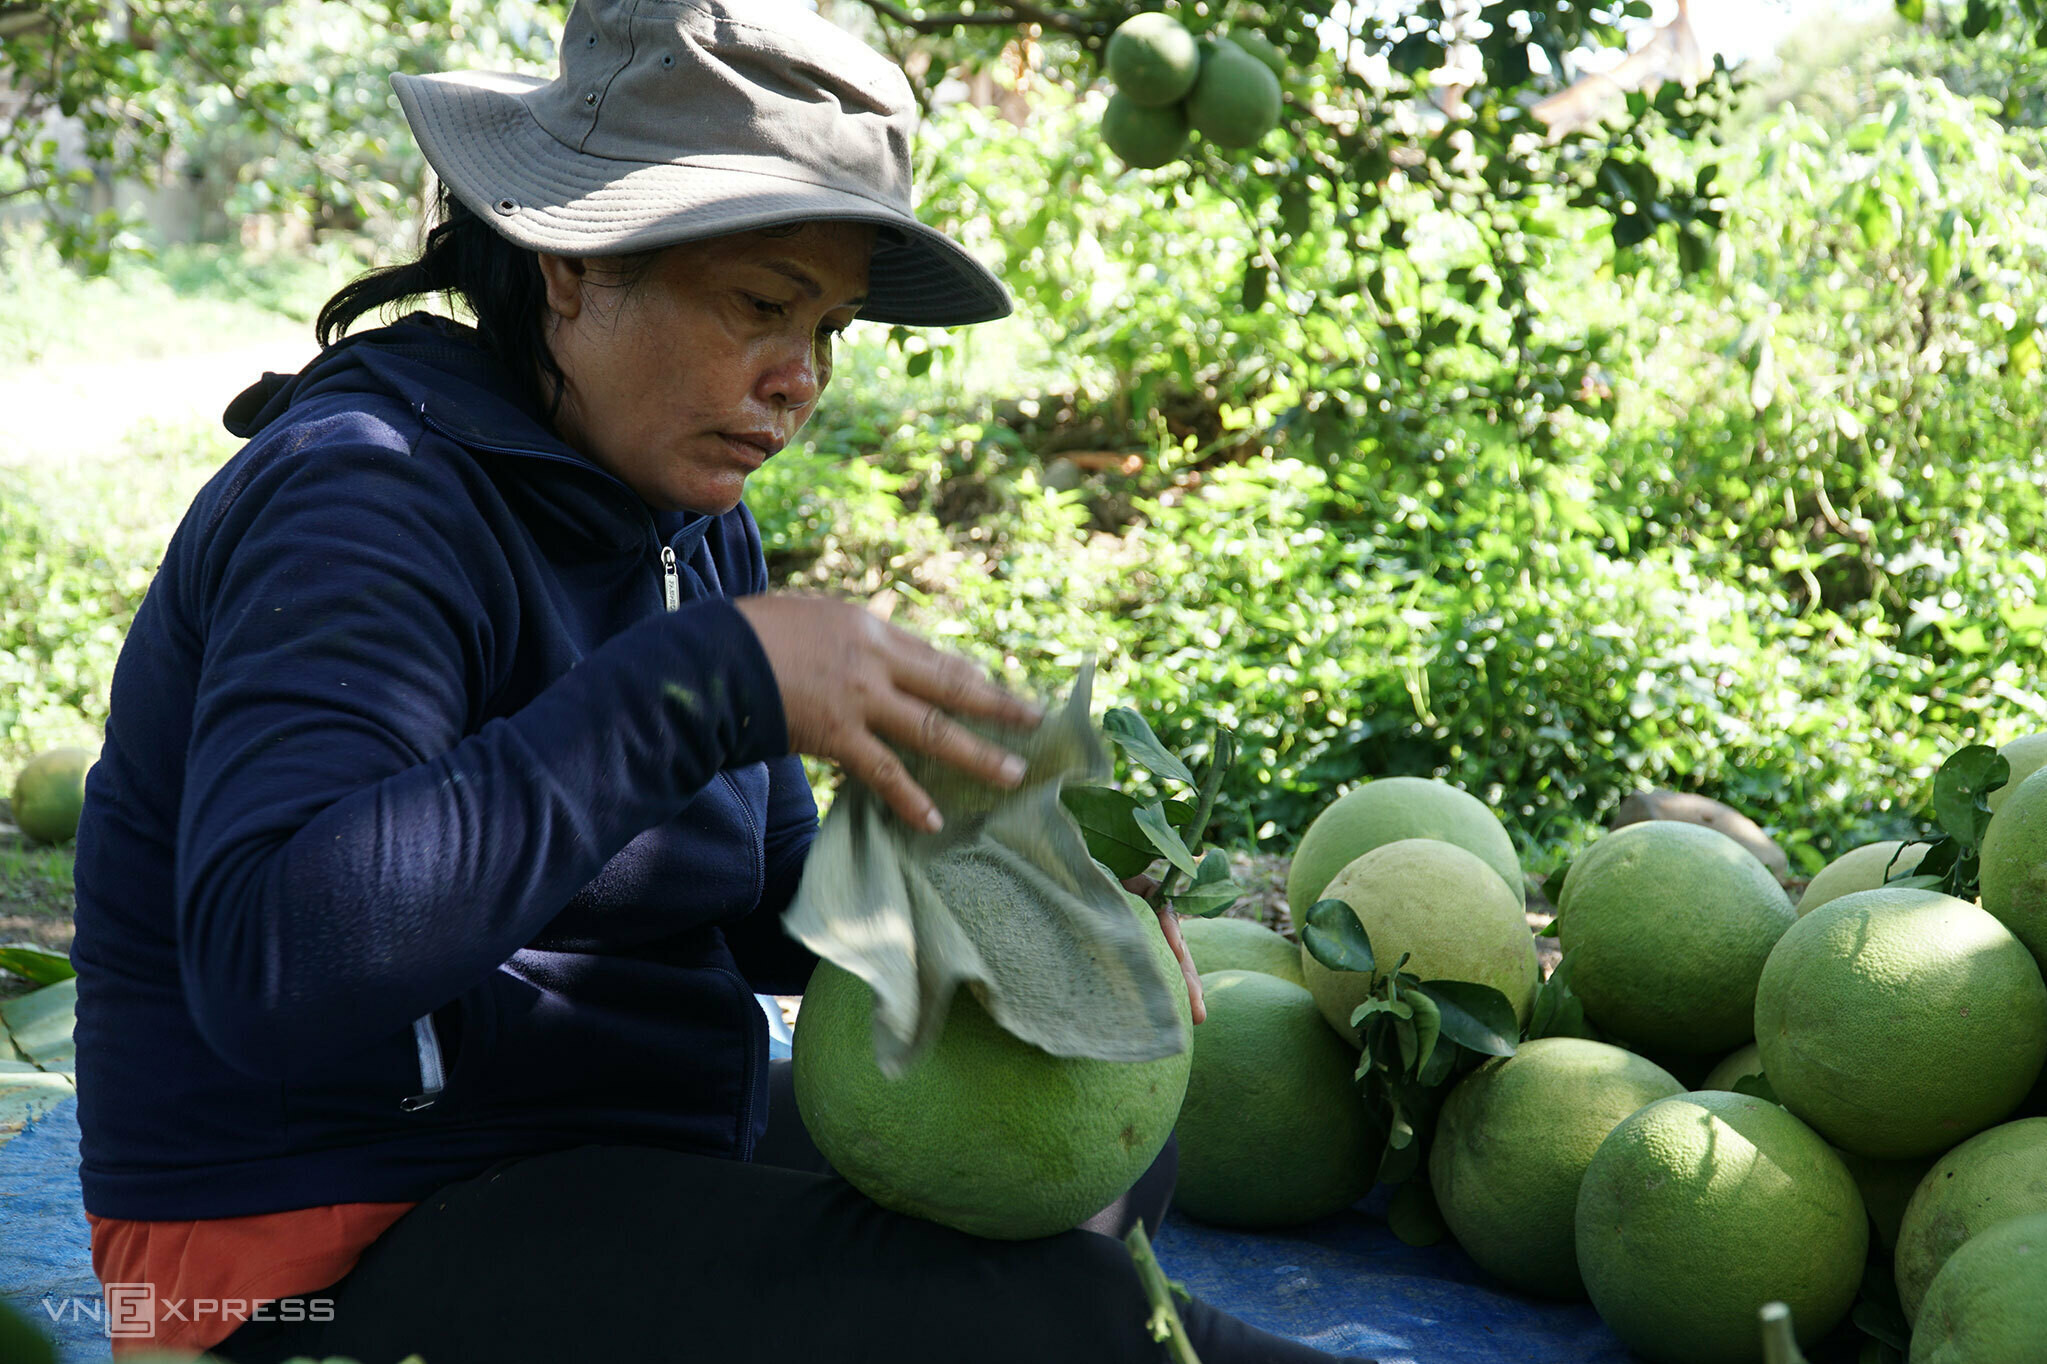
[1303,899,1374,974]
[0,944,75,986]
[1388,32,1438,76]
[1896,0,1925,22]
[1386,1176,1447,1246]
[1407,987,1443,1076]
[1172,847,1242,918]
[1535,917,1559,938]
[1527,948,1597,1042]
[2008,325,2042,379]
[1060,786,1192,879]
[1102,709,1197,788]
[1385,1100,1417,1151]
[1932,744,2008,850]
[1354,995,1415,1027]
[1240,260,1269,313]
[1676,227,1710,276]
[1134,801,1201,877]
[1417,1035,1459,1085]
[1415,980,1519,1057]
[1378,1130,1423,1185]
[1910,837,1962,887]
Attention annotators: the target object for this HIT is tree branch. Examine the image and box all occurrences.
[0,4,52,40]
[852,0,1096,39]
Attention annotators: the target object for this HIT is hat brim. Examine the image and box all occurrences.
[392,70,1012,328]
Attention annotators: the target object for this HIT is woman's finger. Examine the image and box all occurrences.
[1155,909,1207,1025]
[871,691,1029,791]
[836,728,946,833]
[882,623,1045,730]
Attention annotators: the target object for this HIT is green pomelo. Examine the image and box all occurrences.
[1909,1209,2047,1364]
[1556,821,1794,1055]
[1893,1116,2047,1323]
[791,900,1192,1239]
[1184,39,1283,148]
[1700,1042,1763,1094]
[1100,93,1191,169]
[1796,840,1929,917]
[1986,732,2047,815]
[1979,766,2047,972]
[1285,776,1523,924]
[1430,1037,1684,1298]
[0,1297,55,1364]
[1833,1149,1934,1254]
[1298,838,1539,1046]
[10,747,92,846]
[1226,29,1288,80]
[1105,12,1200,107]
[1575,1091,1868,1364]
[1173,970,1378,1227]
[1177,916,1305,986]
[1754,888,2047,1160]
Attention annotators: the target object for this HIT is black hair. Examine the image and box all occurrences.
[315,184,656,418]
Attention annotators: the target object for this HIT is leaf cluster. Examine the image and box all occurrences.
[1063,705,1245,917]
[1298,897,1520,1193]
[1900,0,2047,46]
[1882,743,2009,900]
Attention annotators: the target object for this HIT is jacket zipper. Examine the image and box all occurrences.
[401,1014,446,1112]
[670,546,763,1158]
[414,409,738,1132]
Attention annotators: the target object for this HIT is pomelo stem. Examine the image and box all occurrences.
[1157,725,1234,904]
[1758,1301,1807,1364]
[1124,1224,1204,1364]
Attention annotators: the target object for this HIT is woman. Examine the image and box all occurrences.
[69,2,1363,1360]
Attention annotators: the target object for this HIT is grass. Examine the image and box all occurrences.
[0,227,334,983]
[0,226,367,367]
[0,807,75,1002]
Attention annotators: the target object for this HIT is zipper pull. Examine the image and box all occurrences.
[661,545,680,613]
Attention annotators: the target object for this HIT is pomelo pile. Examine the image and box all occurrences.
[1098,12,1287,169]
[791,728,2047,1363]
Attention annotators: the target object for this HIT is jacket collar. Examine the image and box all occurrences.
[225,313,714,559]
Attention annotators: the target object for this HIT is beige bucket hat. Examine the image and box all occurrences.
[391,0,1011,327]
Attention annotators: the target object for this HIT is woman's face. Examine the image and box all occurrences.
[537,221,874,515]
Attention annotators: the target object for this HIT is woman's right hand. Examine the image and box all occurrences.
[733,593,1044,833]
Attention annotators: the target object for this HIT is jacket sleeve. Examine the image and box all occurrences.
[714,500,819,996]
[173,426,789,1081]
[719,753,820,995]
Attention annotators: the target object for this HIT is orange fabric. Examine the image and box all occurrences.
[87,1202,417,1357]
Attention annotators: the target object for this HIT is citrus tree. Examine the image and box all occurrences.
[0,0,568,266]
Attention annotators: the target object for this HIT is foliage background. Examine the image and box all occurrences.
[4,0,2046,881]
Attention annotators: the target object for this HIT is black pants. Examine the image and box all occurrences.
[214,1061,1361,1364]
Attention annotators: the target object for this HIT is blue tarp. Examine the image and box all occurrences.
[1,993,1634,1363]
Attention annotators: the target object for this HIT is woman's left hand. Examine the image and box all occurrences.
[1122,874,1207,1026]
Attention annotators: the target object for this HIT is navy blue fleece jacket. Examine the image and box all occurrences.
[69,314,820,1220]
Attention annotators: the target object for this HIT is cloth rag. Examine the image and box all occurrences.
[781,663,1188,1077]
